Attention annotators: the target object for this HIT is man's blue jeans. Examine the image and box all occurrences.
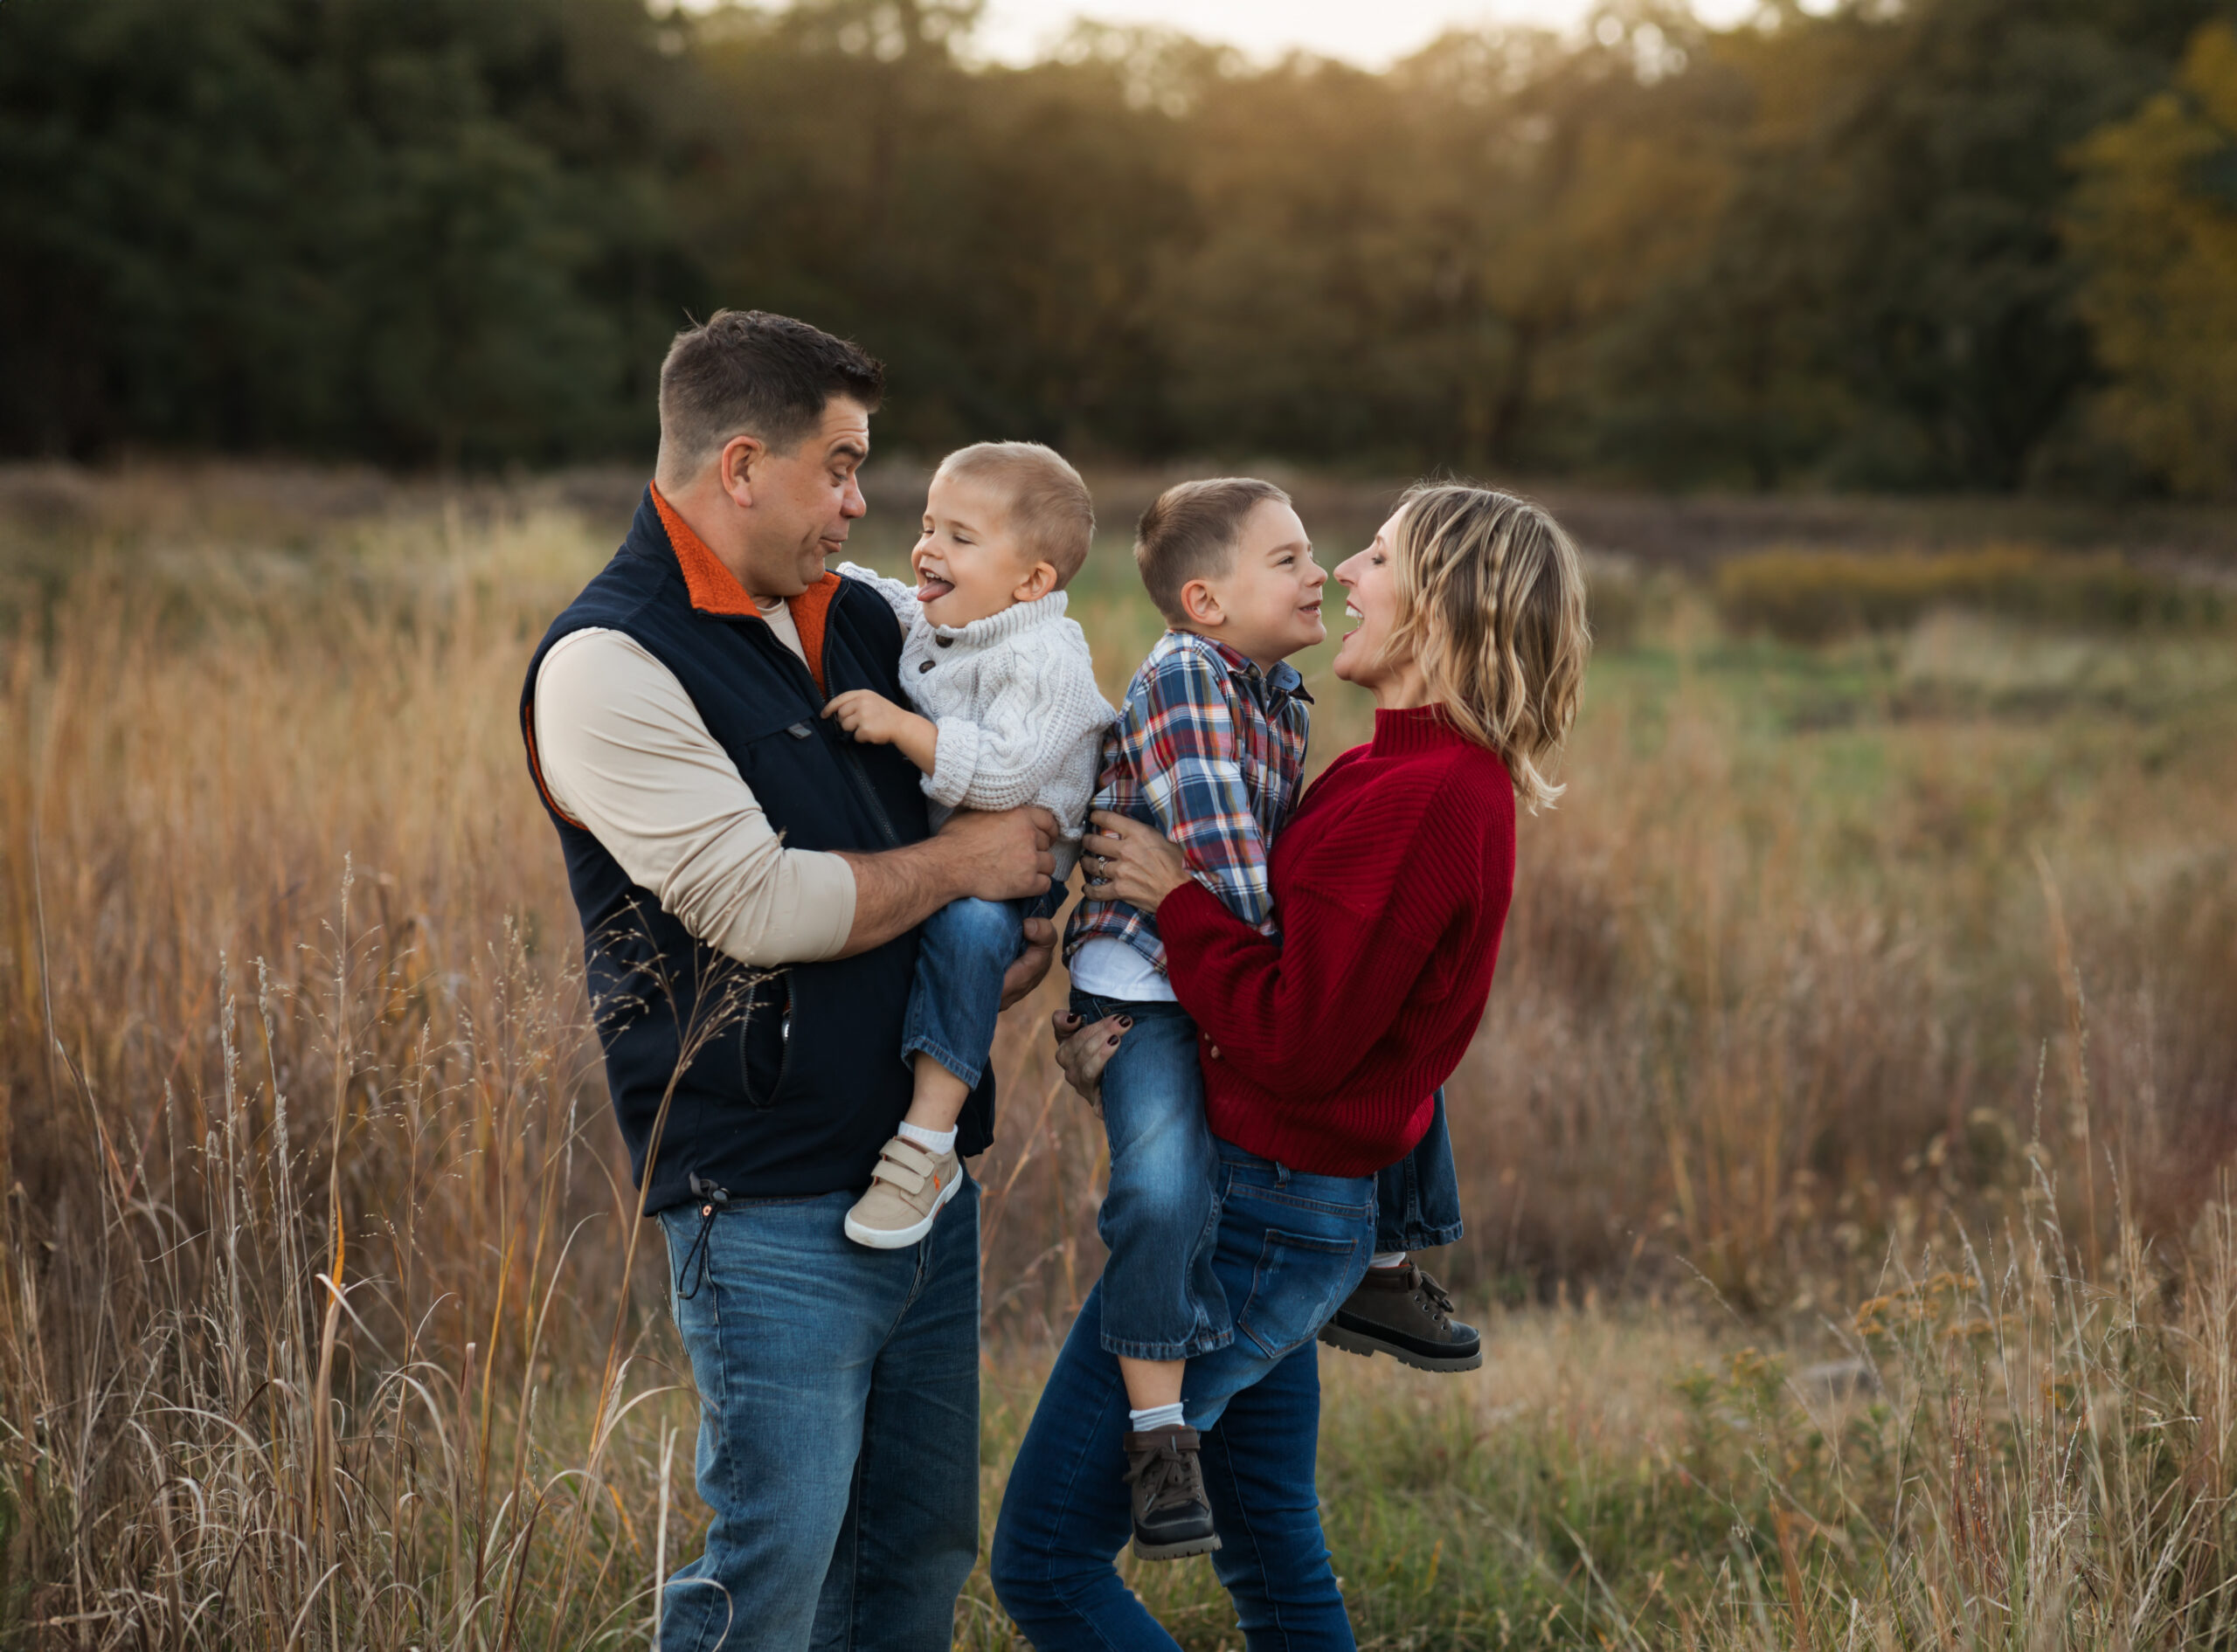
[990,1142,1375,1649]
[1071,988,1229,1360]
[656,1179,981,1652]
[901,882,1066,1089]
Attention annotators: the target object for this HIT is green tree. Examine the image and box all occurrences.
[0,0,692,464]
[683,2,1187,454]
[2069,21,2237,498]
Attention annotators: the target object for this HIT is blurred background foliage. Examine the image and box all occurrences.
[3,0,2235,494]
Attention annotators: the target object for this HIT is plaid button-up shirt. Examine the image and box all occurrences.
[1063,630,1312,974]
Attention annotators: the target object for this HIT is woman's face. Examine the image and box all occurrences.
[1332,508,1407,688]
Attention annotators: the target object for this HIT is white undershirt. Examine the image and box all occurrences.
[1067,936,1178,1002]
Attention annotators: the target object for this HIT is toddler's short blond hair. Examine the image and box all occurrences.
[935,443,1095,588]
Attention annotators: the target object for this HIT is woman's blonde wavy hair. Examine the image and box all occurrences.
[1380,483,1590,812]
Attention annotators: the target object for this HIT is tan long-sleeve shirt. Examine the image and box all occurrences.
[531,615,858,966]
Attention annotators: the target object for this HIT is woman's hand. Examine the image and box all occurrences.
[1080,810,1191,912]
[1049,1009,1132,1116]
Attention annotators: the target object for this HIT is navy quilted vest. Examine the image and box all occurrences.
[521,488,993,1214]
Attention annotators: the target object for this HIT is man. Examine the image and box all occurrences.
[522,310,1058,1650]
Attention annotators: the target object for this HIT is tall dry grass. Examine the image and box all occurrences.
[0,470,2234,1645]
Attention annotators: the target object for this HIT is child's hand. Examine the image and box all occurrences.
[824,689,909,745]
[823,689,940,775]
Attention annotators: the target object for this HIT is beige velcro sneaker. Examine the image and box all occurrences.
[842,1136,962,1248]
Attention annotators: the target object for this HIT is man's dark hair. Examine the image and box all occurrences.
[1134,477,1292,622]
[656,310,885,485]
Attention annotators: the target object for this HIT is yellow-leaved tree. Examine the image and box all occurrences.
[2069,21,2237,498]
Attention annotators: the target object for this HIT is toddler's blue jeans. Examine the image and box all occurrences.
[899,881,1066,1090]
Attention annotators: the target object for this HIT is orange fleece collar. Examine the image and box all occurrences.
[648,481,838,692]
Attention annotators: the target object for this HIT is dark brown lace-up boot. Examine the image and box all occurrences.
[1319,1261,1484,1372]
[1121,1424,1222,1560]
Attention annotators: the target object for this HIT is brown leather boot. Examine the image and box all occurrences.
[1319,1261,1484,1372]
[1121,1424,1221,1560]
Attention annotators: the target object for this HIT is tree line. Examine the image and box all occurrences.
[3,0,2233,494]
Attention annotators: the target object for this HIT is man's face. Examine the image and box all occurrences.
[737,397,872,598]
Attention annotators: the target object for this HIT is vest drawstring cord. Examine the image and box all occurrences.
[676,1175,731,1301]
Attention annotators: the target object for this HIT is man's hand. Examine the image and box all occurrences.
[1000,916,1058,1010]
[835,806,1059,957]
[825,689,939,774]
[937,807,1059,902]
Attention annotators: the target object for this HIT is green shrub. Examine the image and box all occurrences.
[1714,544,2226,642]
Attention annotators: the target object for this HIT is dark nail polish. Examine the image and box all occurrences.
[1118,1017,1133,1027]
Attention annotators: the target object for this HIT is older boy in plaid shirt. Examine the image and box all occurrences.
[1063,478,1472,1563]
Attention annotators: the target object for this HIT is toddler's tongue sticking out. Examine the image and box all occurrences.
[918,575,955,604]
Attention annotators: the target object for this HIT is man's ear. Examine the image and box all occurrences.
[717,432,765,508]
[1179,577,1224,628]
[1011,561,1058,605]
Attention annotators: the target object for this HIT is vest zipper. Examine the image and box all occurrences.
[835,738,904,848]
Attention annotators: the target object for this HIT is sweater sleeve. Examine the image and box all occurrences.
[925,629,1113,815]
[1156,779,1464,1104]
[836,562,918,633]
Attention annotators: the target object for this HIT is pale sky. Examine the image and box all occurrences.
[968,0,1766,66]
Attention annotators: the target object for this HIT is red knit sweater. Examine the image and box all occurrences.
[1157,704,1517,1177]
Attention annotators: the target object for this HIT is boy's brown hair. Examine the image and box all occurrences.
[935,442,1095,589]
[1133,477,1292,623]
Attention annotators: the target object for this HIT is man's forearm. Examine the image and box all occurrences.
[832,839,969,956]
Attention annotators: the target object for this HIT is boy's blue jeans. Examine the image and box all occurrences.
[990,1141,1375,1649]
[1072,989,1231,1359]
[1072,987,1466,1365]
[1378,1087,1465,1254]
[900,881,1066,1089]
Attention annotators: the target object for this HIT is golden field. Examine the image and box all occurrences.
[2,464,2234,1648]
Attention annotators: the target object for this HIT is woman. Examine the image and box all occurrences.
[990,484,1591,1649]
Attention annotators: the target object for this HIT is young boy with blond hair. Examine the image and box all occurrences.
[825,441,1114,1247]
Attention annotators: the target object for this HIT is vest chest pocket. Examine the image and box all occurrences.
[724,718,855,853]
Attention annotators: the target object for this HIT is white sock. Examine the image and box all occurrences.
[897,1121,957,1156]
[1129,1402,1187,1433]
[1370,1250,1409,1270]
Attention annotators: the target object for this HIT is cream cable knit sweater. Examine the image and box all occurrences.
[839,564,1115,876]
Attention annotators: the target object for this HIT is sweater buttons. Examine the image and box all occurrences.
[919,660,935,673]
